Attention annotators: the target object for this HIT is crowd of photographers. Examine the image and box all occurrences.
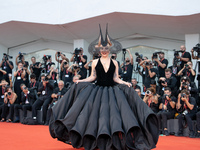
[0,44,200,138]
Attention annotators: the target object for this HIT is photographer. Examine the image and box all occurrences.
[135,88,143,99]
[48,65,59,87]
[13,62,26,104]
[177,61,196,82]
[55,51,69,79]
[68,64,81,83]
[168,59,182,88]
[46,56,55,73]
[176,89,196,137]
[120,49,133,82]
[70,48,87,79]
[111,53,122,76]
[22,63,30,87]
[28,74,39,90]
[1,87,17,122]
[60,60,72,88]
[30,56,42,81]
[140,59,158,90]
[152,52,168,78]
[0,69,7,82]
[32,73,54,124]
[13,85,36,122]
[178,76,198,105]
[45,80,67,125]
[157,87,176,136]
[143,87,159,113]
[158,68,177,97]
[176,45,191,69]
[0,53,14,83]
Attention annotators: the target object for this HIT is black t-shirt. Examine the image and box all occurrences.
[53,87,67,97]
[62,68,73,83]
[1,60,13,74]
[182,69,196,82]
[123,63,133,82]
[31,62,41,80]
[160,96,176,112]
[158,59,168,78]
[0,86,6,104]
[78,55,87,79]
[144,67,158,88]
[180,52,191,68]
[180,96,196,115]
[0,71,4,82]
[46,62,55,72]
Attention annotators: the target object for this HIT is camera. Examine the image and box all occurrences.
[18,52,26,61]
[64,62,68,65]
[145,61,152,66]
[185,64,189,70]
[111,56,115,59]
[152,52,160,59]
[135,52,143,63]
[43,55,51,62]
[182,82,188,87]
[73,66,80,70]
[7,92,12,97]
[181,93,186,98]
[23,87,28,90]
[182,109,188,115]
[164,94,170,100]
[74,48,82,55]
[193,43,200,53]
[3,53,13,61]
[146,90,151,95]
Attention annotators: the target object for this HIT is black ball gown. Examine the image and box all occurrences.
[49,59,159,150]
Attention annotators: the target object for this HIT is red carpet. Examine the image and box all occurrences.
[0,122,199,150]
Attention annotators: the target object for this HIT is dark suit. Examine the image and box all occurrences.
[32,80,54,122]
[14,91,36,119]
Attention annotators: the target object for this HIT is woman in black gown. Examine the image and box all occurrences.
[49,25,159,150]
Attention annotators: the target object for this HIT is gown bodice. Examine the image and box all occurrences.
[95,58,115,86]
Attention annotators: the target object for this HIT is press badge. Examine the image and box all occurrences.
[79,62,82,66]
[17,77,21,80]
[1,95,4,99]
[65,75,69,78]
[42,91,46,95]
[3,66,6,69]
[124,71,127,74]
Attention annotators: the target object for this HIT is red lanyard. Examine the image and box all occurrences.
[18,70,21,76]
[184,98,189,110]
[164,100,169,106]
[182,52,185,57]
[125,66,127,71]
[187,71,190,77]
[148,98,152,107]
[31,82,36,87]
[79,57,82,62]
[2,88,5,95]
[66,69,68,74]
[52,73,55,80]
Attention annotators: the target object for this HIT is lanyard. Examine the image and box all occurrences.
[2,88,5,95]
[164,99,169,106]
[182,52,185,57]
[18,70,22,76]
[52,73,55,80]
[148,98,152,107]
[31,82,36,87]
[184,98,189,110]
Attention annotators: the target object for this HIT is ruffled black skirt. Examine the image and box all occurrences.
[49,82,159,150]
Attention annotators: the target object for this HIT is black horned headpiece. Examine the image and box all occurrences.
[88,24,122,55]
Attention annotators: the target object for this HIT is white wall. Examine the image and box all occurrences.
[0,0,200,24]
[0,44,8,60]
